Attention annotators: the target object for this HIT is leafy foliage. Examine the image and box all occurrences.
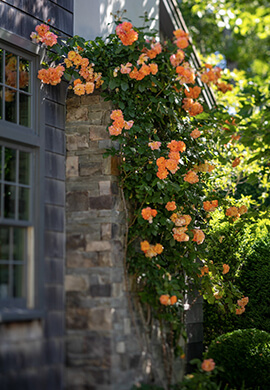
[206,329,270,390]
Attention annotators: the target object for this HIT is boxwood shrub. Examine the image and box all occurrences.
[206,328,270,389]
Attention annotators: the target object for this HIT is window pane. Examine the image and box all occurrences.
[18,187,30,220]
[19,93,31,127]
[0,227,9,260]
[4,147,16,183]
[0,48,3,83]
[19,151,30,185]
[5,88,16,123]
[13,264,24,298]
[0,264,9,299]
[4,184,16,219]
[5,52,17,88]
[19,58,30,93]
[13,227,25,260]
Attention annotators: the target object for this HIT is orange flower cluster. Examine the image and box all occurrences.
[203,200,218,212]
[226,205,248,221]
[184,170,199,184]
[236,296,249,315]
[38,65,64,86]
[64,51,103,95]
[108,109,134,136]
[173,29,189,49]
[116,22,138,46]
[176,62,195,85]
[30,24,57,47]
[148,141,161,150]
[170,49,185,67]
[120,62,133,74]
[171,213,191,242]
[190,128,201,139]
[201,64,222,85]
[171,213,192,227]
[145,42,162,59]
[199,265,209,277]
[216,81,233,94]
[182,98,203,117]
[141,207,157,223]
[165,201,176,211]
[184,86,201,99]
[129,63,158,80]
[140,241,163,258]
[159,294,177,305]
[222,263,230,274]
[192,228,205,244]
[156,140,186,179]
[201,359,215,372]
[193,162,215,173]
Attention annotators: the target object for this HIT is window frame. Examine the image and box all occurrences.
[0,27,45,322]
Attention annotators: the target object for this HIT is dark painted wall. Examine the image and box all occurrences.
[0,1,72,389]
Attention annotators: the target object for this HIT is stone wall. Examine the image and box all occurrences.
[65,93,144,390]
[64,92,202,390]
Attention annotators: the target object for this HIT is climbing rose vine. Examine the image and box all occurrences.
[31,16,250,378]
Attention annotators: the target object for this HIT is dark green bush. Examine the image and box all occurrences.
[204,230,270,346]
[206,328,270,390]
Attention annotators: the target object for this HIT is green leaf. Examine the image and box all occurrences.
[121,81,129,91]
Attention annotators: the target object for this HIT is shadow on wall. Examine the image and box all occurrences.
[74,0,159,41]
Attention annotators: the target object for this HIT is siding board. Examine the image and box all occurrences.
[1,0,73,36]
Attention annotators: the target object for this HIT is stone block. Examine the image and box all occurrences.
[66,106,88,122]
[89,195,114,210]
[99,181,111,196]
[66,191,89,212]
[88,110,104,125]
[89,125,109,141]
[98,252,113,267]
[124,318,131,335]
[66,233,86,251]
[88,308,112,331]
[66,308,89,330]
[116,342,125,354]
[85,241,111,252]
[66,251,99,268]
[89,285,111,297]
[66,156,79,177]
[101,223,111,240]
[65,275,88,292]
[81,94,100,105]
[66,134,89,151]
[66,95,81,109]
[79,162,102,176]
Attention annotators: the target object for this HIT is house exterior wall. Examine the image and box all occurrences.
[74,0,159,40]
[0,2,73,389]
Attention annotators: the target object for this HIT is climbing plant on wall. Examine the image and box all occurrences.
[30,15,252,386]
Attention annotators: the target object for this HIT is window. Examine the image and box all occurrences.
[0,31,43,319]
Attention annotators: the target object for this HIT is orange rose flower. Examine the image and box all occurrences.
[116,22,138,46]
[166,201,176,211]
[154,243,163,254]
[203,200,218,212]
[190,129,201,139]
[140,240,150,252]
[201,359,215,372]
[159,295,170,305]
[222,264,230,274]
[192,229,205,244]
[184,171,199,184]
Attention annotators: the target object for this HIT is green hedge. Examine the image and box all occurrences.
[204,228,270,346]
[206,328,270,389]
